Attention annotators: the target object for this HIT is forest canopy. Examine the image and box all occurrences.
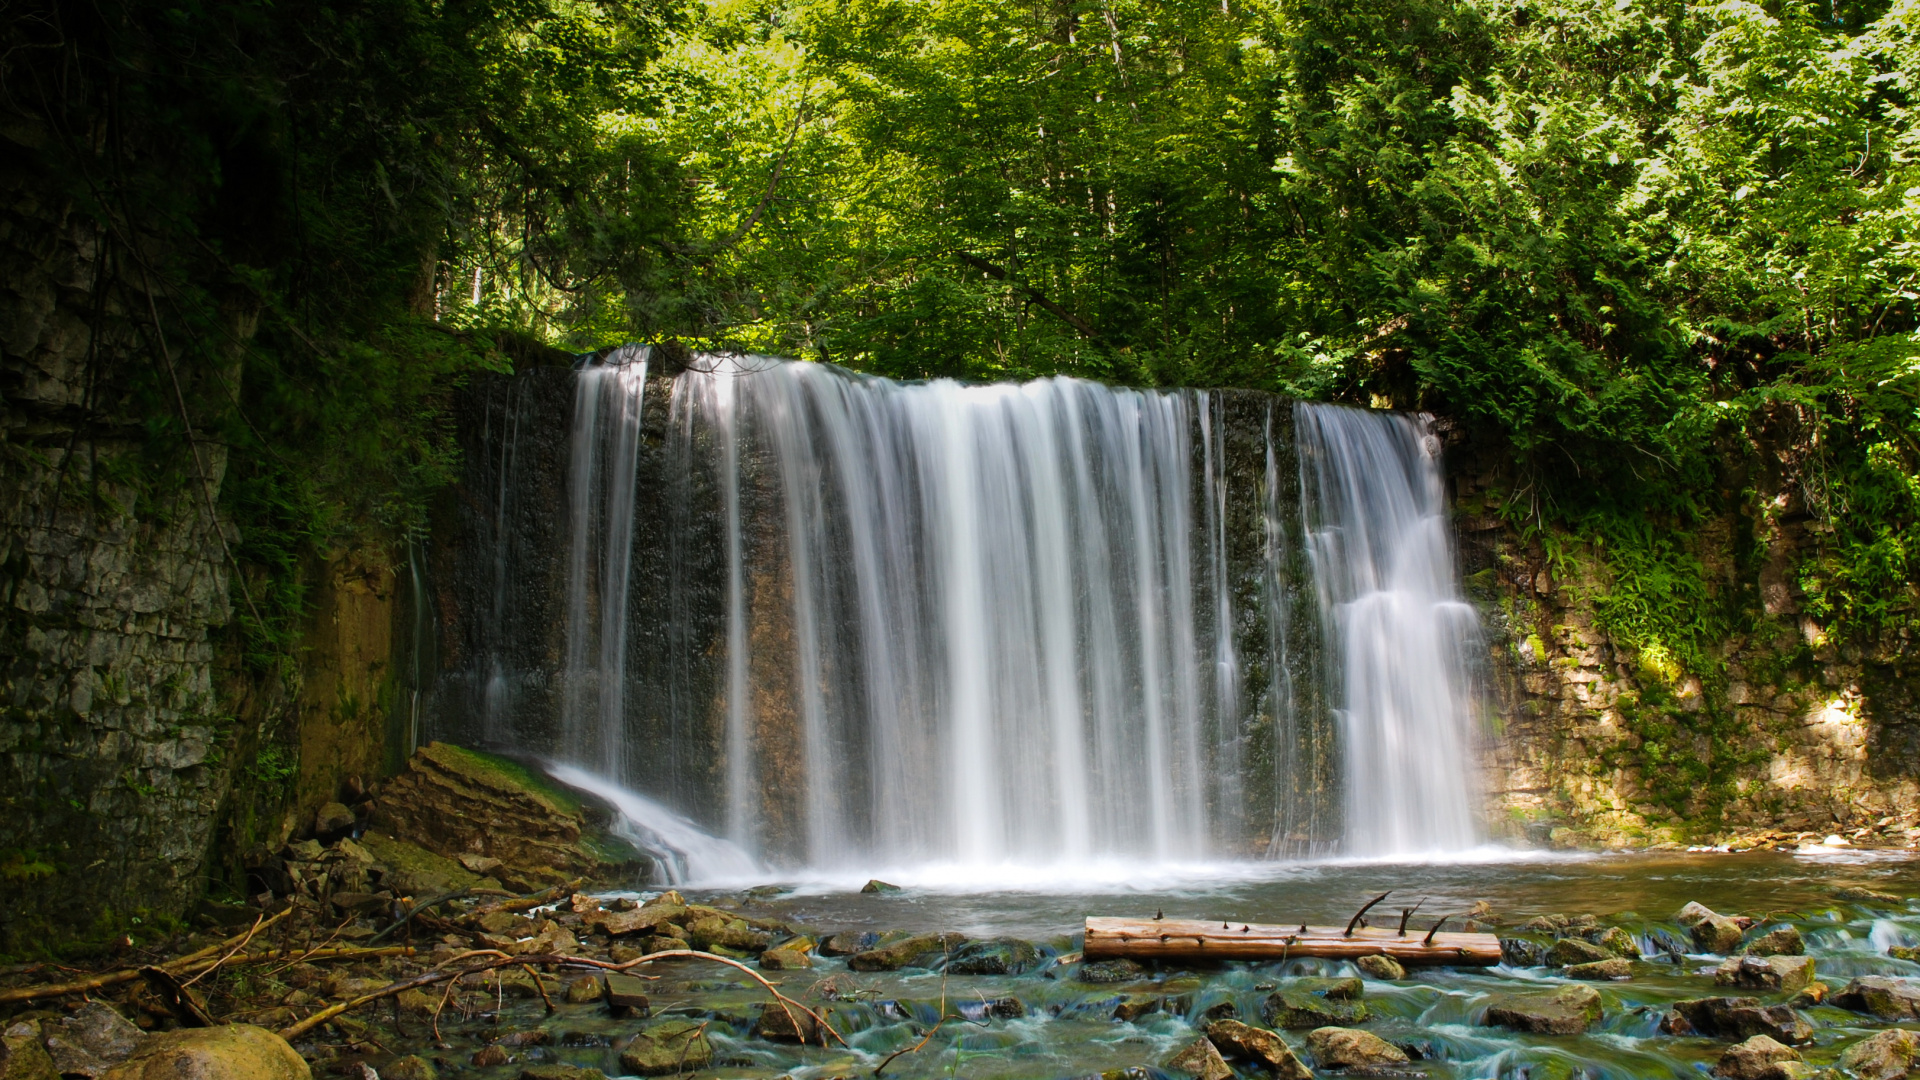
[5,0,1919,655]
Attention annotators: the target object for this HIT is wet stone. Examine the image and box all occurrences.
[819,931,880,956]
[1565,957,1632,980]
[1166,1037,1233,1080]
[1481,984,1603,1035]
[849,932,969,972]
[1356,954,1406,981]
[759,943,814,970]
[755,1002,822,1043]
[565,976,604,1004]
[1546,937,1614,967]
[1,1022,57,1080]
[1835,976,1920,1019]
[1715,955,1815,994]
[1501,938,1550,966]
[1077,958,1147,984]
[946,938,1042,975]
[1204,1020,1312,1080]
[1113,995,1160,1023]
[862,879,902,894]
[1835,886,1905,905]
[605,975,651,1018]
[1306,1027,1409,1069]
[1837,1028,1920,1080]
[1262,980,1368,1029]
[1744,926,1806,957]
[384,1057,438,1080]
[1713,1035,1804,1080]
[618,1020,713,1076]
[1662,998,1813,1045]
[1587,926,1642,959]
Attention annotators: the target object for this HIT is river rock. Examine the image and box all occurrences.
[618,1021,712,1075]
[1744,926,1805,957]
[1305,1027,1409,1069]
[44,1003,143,1075]
[1204,1021,1311,1080]
[1165,1037,1233,1080]
[519,1067,607,1080]
[1481,984,1603,1034]
[686,916,771,953]
[1835,976,1920,1019]
[862,879,902,894]
[1835,886,1905,905]
[1546,937,1614,966]
[1262,979,1367,1029]
[1566,958,1632,980]
[314,801,357,839]
[565,976,604,1004]
[0,1024,56,1080]
[755,1002,822,1043]
[1113,995,1161,1023]
[584,901,686,937]
[605,974,651,1016]
[1356,954,1406,980]
[1837,1028,1920,1080]
[1588,926,1642,959]
[820,931,881,956]
[385,1057,438,1080]
[760,941,815,970]
[1077,958,1148,984]
[1713,1035,1804,1080]
[947,938,1042,975]
[849,932,969,971]
[1661,998,1812,1044]
[1716,955,1815,994]
[1501,938,1549,966]
[100,1025,309,1080]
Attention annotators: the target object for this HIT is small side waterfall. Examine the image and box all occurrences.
[427,354,1490,878]
[1297,403,1485,855]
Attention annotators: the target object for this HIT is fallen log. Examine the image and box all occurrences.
[1082,917,1501,966]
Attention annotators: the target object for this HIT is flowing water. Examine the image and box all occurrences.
[440,848,1920,1080]
[438,353,1483,871]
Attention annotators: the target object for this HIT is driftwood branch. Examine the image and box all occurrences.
[1344,891,1392,937]
[0,910,291,1004]
[1082,917,1500,967]
[276,948,847,1047]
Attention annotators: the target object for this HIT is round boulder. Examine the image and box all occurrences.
[101,1025,309,1080]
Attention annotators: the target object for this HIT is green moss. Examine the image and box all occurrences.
[426,743,582,816]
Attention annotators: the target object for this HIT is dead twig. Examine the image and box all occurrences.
[1344,892,1392,937]
[180,912,269,989]
[519,963,555,1014]
[0,911,289,1004]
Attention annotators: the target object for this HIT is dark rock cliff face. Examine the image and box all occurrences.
[0,153,247,947]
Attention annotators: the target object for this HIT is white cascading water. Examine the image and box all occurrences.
[1296,403,1484,855]
[541,353,1483,879]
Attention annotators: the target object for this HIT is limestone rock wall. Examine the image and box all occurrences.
[1448,433,1920,847]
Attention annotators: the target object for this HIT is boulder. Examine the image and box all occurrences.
[1546,938,1614,967]
[1661,998,1812,1044]
[848,932,969,971]
[1835,886,1905,905]
[1501,938,1549,966]
[605,974,651,1016]
[862,879,902,894]
[1113,996,1160,1023]
[372,742,646,889]
[314,802,357,839]
[42,1003,143,1076]
[1678,902,1747,954]
[1077,958,1148,984]
[1165,1037,1233,1080]
[100,1025,309,1080]
[1565,958,1632,980]
[355,831,487,899]
[384,1057,438,1080]
[820,931,881,956]
[565,976,604,1004]
[1713,1035,1804,1080]
[1837,1029,1920,1080]
[1835,977,1920,1019]
[1356,954,1405,981]
[1589,926,1643,959]
[0,1023,57,1080]
[755,1002,822,1043]
[1481,985,1603,1035]
[685,916,771,953]
[1715,955,1815,994]
[1262,979,1367,1029]
[1204,1021,1312,1080]
[584,901,686,937]
[1305,1027,1409,1069]
[946,938,1042,975]
[760,942,814,970]
[1744,926,1805,957]
[617,1021,712,1076]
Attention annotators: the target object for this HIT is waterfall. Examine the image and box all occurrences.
[432,352,1490,877]
[1296,403,1485,855]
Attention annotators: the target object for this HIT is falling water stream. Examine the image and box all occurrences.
[473,352,1486,878]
